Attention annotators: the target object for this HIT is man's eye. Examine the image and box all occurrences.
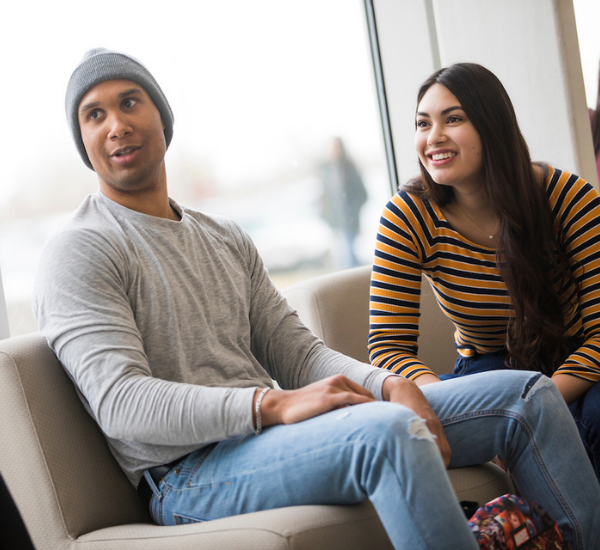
[123,98,137,109]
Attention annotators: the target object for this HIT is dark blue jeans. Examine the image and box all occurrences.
[440,347,600,482]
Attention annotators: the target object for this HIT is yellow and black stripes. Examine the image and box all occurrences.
[369,167,600,382]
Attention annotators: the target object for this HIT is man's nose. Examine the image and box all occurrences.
[108,113,133,140]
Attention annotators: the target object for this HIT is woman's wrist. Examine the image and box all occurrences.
[413,373,441,386]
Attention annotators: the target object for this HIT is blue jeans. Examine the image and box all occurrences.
[441,348,600,481]
[146,371,600,550]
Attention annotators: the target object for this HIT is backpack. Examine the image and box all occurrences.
[467,494,570,550]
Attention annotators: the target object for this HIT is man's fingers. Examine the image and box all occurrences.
[325,389,374,408]
[427,422,452,468]
[326,374,375,399]
[381,376,451,467]
[273,376,376,425]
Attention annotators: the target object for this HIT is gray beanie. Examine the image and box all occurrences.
[65,47,174,170]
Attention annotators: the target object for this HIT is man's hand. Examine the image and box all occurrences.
[382,376,452,468]
[256,375,375,427]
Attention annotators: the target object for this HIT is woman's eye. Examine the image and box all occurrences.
[447,116,461,123]
[416,120,429,128]
[89,109,101,120]
[123,98,137,109]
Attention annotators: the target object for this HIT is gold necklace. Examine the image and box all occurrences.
[455,202,499,240]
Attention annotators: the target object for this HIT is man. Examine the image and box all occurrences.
[34,48,600,549]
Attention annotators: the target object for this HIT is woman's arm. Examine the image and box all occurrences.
[549,168,600,397]
[414,373,442,386]
[368,192,439,382]
[552,374,594,405]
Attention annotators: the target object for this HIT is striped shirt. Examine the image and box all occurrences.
[369,167,600,382]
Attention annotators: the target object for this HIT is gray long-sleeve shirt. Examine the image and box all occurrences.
[34,192,393,485]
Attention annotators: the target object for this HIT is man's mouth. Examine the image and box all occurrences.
[110,146,141,165]
[112,146,139,157]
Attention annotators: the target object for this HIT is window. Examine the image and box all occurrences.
[0,0,390,337]
[574,0,600,110]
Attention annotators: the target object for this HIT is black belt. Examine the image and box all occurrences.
[137,458,183,509]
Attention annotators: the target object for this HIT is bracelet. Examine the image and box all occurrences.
[254,387,270,435]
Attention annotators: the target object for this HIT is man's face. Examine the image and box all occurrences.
[78,79,167,196]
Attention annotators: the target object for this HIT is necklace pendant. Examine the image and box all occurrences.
[489,235,493,239]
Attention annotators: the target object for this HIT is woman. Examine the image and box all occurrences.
[369,63,600,479]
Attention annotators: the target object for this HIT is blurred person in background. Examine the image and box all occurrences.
[319,136,367,268]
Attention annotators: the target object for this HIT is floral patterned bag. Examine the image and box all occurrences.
[467,494,570,550]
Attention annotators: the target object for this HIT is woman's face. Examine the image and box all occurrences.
[414,83,484,192]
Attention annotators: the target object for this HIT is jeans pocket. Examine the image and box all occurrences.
[184,443,218,487]
[173,512,205,525]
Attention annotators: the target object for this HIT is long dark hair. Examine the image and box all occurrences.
[404,63,577,374]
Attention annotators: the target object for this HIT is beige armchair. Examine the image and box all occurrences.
[283,265,514,504]
[0,268,511,549]
[0,333,393,549]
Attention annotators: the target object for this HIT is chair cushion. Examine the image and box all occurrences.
[74,503,393,550]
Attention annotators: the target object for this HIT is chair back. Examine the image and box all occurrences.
[0,333,150,550]
[283,265,456,374]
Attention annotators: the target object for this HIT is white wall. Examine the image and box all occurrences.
[373,0,598,189]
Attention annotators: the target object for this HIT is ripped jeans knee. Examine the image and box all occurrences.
[521,372,555,401]
[408,416,437,443]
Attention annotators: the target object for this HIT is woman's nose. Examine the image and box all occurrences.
[427,123,446,146]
